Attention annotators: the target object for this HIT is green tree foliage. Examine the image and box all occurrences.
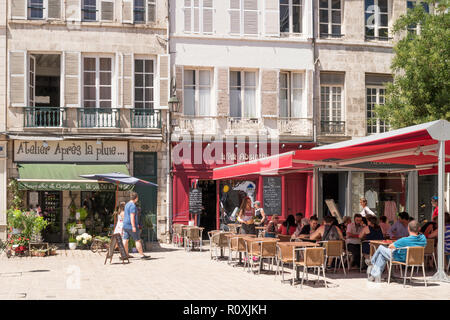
[376,0,450,128]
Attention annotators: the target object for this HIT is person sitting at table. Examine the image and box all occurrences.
[366,220,426,282]
[297,215,320,239]
[346,213,365,269]
[388,211,410,240]
[359,216,384,263]
[237,197,256,235]
[421,216,438,238]
[278,214,297,236]
[379,215,391,238]
[253,201,266,226]
[339,216,352,238]
[264,214,279,238]
[310,215,344,241]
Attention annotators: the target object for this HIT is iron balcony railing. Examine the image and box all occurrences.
[77,108,120,128]
[24,107,66,128]
[130,109,161,129]
[320,121,345,135]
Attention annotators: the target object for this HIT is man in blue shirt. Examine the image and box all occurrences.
[123,192,149,259]
[366,219,426,282]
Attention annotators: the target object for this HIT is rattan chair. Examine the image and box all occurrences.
[293,247,327,289]
[172,224,184,247]
[277,234,291,242]
[184,227,204,252]
[322,240,347,275]
[360,240,380,272]
[208,230,222,260]
[248,240,277,274]
[229,236,250,267]
[446,253,450,273]
[209,231,232,260]
[424,238,437,270]
[388,246,427,287]
[275,244,295,283]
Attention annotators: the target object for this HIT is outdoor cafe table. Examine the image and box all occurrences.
[277,241,319,282]
[369,240,394,246]
[244,237,280,272]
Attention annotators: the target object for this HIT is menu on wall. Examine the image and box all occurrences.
[263,177,282,215]
[189,188,203,214]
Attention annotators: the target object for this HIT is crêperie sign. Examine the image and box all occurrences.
[263,176,281,215]
[189,188,203,214]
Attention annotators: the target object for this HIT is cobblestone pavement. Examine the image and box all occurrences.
[1,243,449,300]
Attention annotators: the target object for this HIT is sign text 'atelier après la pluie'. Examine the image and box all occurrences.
[14,140,128,162]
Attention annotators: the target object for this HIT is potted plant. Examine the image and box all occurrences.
[76,233,92,249]
[35,249,47,257]
[68,236,77,250]
[7,209,24,234]
[49,245,58,255]
[142,213,154,250]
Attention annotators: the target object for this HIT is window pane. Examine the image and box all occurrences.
[100,87,111,100]
[292,89,302,118]
[293,73,302,89]
[199,87,210,116]
[292,0,301,4]
[135,88,144,101]
[144,88,153,102]
[230,71,241,87]
[135,59,144,72]
[320,23,329,35]
[380,13,388,27]
[279,73,288,88]
[100,101,111,108]
[332,0,340,9]
[84,72,95,86]
[100,58,111,71]
[84,87,96,100]
[331,25,341,35]
[244,88,256,118]
[144,60,153,73]
[332,10,341,24]
[84,58,96,71]
[199,70,210,86]
[184,70,195,85]
[244,72,256,87]
[319,0,328,9]
[293,5,302,33]
[378,0,388,13]
[145,74,154,87]
[280,4,289,32]
[135,73,144,87]
[230,87,241,118]
[379,28,388,38]
[100,72,111,85]
[320,10,329,23]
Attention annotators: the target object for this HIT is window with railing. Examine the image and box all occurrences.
[183,69,212,116]
[366,87,389,134]
[320,85,344,134]
[229,70,257,119]
[279,71,303,118]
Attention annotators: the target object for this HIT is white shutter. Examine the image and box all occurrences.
[229,0,240,35]
[9,51,26,107]
[116,53,122,108]
[64,52,80,107]
[243,0,258,35]
[184,0,192,32]
[101,0,114,21]
[203,0,213,34]
[157,54,170,109]
[66,0,81,21]
[11,0,27,19]
[264,0,279,36]
[122,0,133,23]
[193,0,200,33]
[122,54,133,108]
[47,0,62,19]
[147,0,156,23]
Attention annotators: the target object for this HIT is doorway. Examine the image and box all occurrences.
[197,180,217,238]
[321,172,347,218]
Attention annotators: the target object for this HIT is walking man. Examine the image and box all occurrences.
[123,192,149,259]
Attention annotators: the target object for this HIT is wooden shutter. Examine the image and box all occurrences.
[243,0,258,35]
[64,52,80,107]
[9,51,26,107]
[147,0,156,23]
[261,69,278,116]
[122,0,133,23]
[117,53,123,108]
[101,0,114,21]
[11,0,26,19]
[122,54,133,108]
[229,0,240,34]
[66,0,81,21]
[158,54,170,109]
[184,0,192,32]
[48,0,62,19]
[216,67,229,116]
[175,65,183,113]
[264,0,279,36]
[203,0,213,33]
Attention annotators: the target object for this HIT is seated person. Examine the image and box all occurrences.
[427,212,450,239]
[359,216,384,260]
[338,216,352,238]
[346,213,365,269]
[264,215,279,238]
[366,220,426,282]
[278,214,297,236]
[310,216,344,241]
[297,215,320,239]
[388,211,410,239]
[379,215,391,238]
[422,216,438,238]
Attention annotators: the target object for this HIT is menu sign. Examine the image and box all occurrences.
[14,140,128,163]
[189,188,203,214]
[263,177,282,215]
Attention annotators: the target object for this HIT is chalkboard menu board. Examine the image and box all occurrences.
[189,188,203,214]
[263,177,282,215]
[104,234,129,265]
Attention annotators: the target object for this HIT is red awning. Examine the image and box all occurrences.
[213,120,450,180]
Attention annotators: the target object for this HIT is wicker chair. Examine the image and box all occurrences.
[275,244,295,283]
[184,227,204,252]
[248,240,277,274]
[360,240,381,272]
[208,230,222,260]
[424,238,437,270]
[229,236,251,266]
[172,224,184,247]
[293,247,327,289]
[388,246,427,287]
[322,240,347,275]
[277,234,291,242]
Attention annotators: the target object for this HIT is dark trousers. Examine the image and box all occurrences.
[347,243,361,267]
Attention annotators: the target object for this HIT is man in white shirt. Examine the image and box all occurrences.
[360,198,376,217]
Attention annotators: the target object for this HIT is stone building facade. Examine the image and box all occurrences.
[0,0,171,242]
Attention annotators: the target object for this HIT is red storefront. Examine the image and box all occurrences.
[172,141,315,232]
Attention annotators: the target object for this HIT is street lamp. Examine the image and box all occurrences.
[168,96,180,113]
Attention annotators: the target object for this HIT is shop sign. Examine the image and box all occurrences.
[13,140,128,163]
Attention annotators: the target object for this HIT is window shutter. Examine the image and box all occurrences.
[116,53,122,108]
[157,55,170,109]
[122,54,133,108]
[11,0,26,19]
[184,0,192,32]
[122,0,133,23]
[264,0,279,36]
[203,0,213,33]
[48,0,62,19]
[9,51,26,107]
[261,69,278,116]
[101,0,114,21]
[193,0,200,33]
[229,0,240,34]
[66,0,81,21]
[147,0,156,23]
[64,52,80,107]
[216,67,229,116]
[243,0,258,35]
[175,65,184,113]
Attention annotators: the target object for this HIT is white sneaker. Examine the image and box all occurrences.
[366,265,373,276]
[365,258,372,266]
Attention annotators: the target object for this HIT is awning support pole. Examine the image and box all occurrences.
[431,140,450,282]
